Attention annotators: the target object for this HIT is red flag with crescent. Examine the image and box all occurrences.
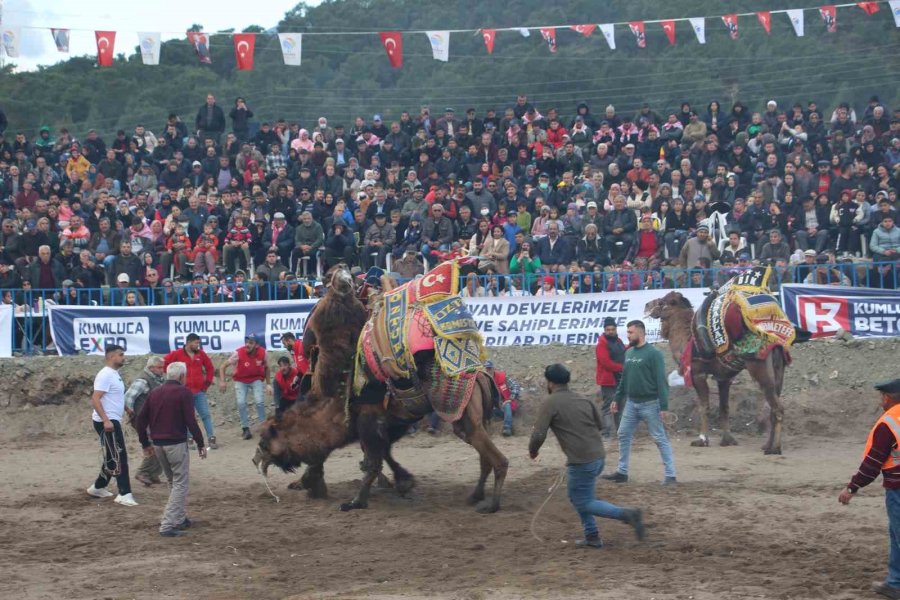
[233,33,256,70]
[481,29,496,54]
[857,2,880,15]
[570,24,597,37]
[756,11,772,34]
[95,31,116,67]
[722,14,739,40]
[628,21,646,48]
[819,5,837,32]
[380,32,403,68]
[539,27,557,53]
[660,20,676,45]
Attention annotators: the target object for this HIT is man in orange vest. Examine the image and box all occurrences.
[840,378,900,599]
[273,356,299,416]
[219,334,271,440]
[280,332,310,376]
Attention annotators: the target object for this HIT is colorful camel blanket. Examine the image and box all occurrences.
[427,361,478,423]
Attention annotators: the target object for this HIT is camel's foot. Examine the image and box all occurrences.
[376,473,393,489]
[720,432,739,447]
[466,489,486,506]
[763,446,782,456]
[690,435,710,447]
[339,498,368,512]
[287,479,305,490]
[475,499,500,514]
[395,475,416,497]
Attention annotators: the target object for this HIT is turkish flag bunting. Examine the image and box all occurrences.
[628,21,646,48]
[379,32,403,68]
[820,5,837,32]
[660,20,676,45]
[857,2,880,15]
[539,27,557,53]
[95,31,116,67]
[756,11,772,34]
[722,14,739,40]
[481,29,496,54]
[233,33,256,70]
[570,24,597,37]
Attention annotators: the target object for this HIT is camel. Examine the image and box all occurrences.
[645,291,788,455]
[254,263,509,513]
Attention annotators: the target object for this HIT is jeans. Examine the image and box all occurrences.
[887,488,900,586]
[616,399,676,479]
[493,402,514,430]
[235,380,266,428]
[421,243,448,256]
[567,458,625,538]
[193,391,215,439]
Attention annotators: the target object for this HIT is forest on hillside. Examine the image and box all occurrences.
[1,0,897,139]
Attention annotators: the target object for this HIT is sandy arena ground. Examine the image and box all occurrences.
[0,339,896,600]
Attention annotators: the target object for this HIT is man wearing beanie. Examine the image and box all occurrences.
[678,223,720,268]
[529,363,645,549]
[595,317,626,436]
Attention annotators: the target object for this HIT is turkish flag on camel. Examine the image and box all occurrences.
[380,32,403,68]
[95,31,116,67]
[233,33,256,70]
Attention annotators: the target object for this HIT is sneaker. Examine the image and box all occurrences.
[502,426,513,437]
[241,427,252,440]
[208,436,218,450]
[622,508,646,541]
[86,485,113,498]
[872,582,900,600]
[426,426,436,435]
[135,473,153,487]
[159,529,185,538]
[663,476,678,486]
[574,536,604,549]
[177,518,193,530]
[114,493,139,507]
[601,471,628,483]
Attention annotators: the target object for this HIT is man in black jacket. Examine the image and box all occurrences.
[195,94,226,145]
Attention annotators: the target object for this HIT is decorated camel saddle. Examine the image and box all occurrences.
[354,260,487,422]
[690,266,795,371]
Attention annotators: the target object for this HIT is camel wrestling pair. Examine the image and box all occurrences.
[253,260,802,514]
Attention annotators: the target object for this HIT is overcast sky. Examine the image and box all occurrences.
[2,0,311,71]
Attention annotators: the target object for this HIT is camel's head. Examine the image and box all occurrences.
[645,291,693,321]
[325,263,354,297]
[254,413,305,474]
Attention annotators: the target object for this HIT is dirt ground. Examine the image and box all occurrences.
[1,338,897,600]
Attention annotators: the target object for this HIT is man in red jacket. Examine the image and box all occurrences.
[164,333,217,449]
[595,317,626,436]
[279,332,310,375]
[273,356,299,416]
[219,334,271,440]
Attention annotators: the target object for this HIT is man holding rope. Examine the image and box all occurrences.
[529,363,645,548]
[86,344,138,507]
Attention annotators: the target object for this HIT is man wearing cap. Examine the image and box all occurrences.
[678,224,720,269]
[219,335,271,440]
[840,379,900,599]
[595,317,626,436]
[421,203,454,259]
[530,363,645,548]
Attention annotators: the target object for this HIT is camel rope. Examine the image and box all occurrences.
[529,467,567,543]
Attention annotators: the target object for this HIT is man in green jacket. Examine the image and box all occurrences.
[293,211,324,274]
[603,319,677,485]
[529,364,645,548]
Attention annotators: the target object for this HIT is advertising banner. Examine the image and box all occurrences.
[781,284,900,338]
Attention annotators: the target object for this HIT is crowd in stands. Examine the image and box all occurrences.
[0,91,899,309]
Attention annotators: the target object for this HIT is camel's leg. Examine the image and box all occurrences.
[341,406,387,511]
[718,379,738,446]
[384,446,416,497]
[288,463,328,499]
[691,370,712,447]
[746,356,784,455]
[465,451,491,506]
[454,387,508,513]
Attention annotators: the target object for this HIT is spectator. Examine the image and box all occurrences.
[195,93,226,144]
[323,219,356,268]
[804,255,852,285]
[871,216,900,264]
[759,230,792,264]
[535,222,572,273]
[363,212,395,269]
[679,224,720,268]
[603,195,637,264]
[421,203,453,258]
[26,244,65,289]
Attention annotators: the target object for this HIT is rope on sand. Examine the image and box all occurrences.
[529,467,566,543]
[259,472,281,503]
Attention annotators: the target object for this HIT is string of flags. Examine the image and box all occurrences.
[0,1,896,69]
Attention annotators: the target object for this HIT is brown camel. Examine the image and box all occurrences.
[645,291,788,455]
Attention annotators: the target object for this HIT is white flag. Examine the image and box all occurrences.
[517,28,531,37]
[278,33,302,66]
[598,24,615,50]
[786,9,805,37]
[1,27,21,58]
[426,30,449,61]
[138,32,161,65]
[689,18,706,44]
[891,1,900,27]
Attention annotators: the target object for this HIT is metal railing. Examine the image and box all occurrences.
[5,261,899,355]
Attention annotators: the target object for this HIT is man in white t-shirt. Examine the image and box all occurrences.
[87,345,138,506]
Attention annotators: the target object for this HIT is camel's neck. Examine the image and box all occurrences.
[659,307,694,362]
